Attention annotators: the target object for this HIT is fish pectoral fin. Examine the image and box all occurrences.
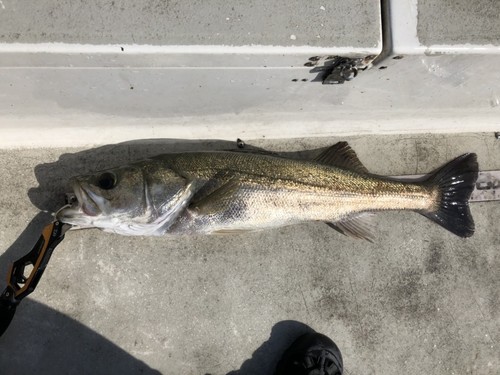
[326,212,376,242]
[314,142,369,174]
[190,179,241,215]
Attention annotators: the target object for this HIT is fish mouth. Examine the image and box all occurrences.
[73,183,101,217]
[57,181,101,223]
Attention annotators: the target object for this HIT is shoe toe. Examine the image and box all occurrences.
[275,332,343,375]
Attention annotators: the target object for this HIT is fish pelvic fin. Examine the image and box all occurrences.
[314,142,369,174]
[326,212,376,243]
[421,153,478,238]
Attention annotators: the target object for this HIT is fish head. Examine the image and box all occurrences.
[57,160,194,235]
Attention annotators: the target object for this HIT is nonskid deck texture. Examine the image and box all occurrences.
[0,133,498,375]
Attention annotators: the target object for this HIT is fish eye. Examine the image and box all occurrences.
[97,172,117,190]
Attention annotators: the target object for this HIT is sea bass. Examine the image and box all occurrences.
[57,142,478,240]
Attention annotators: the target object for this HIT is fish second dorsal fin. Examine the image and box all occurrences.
[326,212,376,242]
[314,142,369,174]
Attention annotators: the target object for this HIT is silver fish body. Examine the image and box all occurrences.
[57,142,478,239]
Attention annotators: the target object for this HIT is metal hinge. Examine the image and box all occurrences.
[305,55,376,84]
[470,171,500,202]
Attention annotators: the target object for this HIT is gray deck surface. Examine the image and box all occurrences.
[0,0,380,47]
[0,133,498,375]
[418,0,500,46]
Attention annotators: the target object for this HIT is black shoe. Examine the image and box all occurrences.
[275,332,343,375]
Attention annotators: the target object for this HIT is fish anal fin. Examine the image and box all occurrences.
[314,142,369,174]
[326,212,376,242]
[190,179,241,215]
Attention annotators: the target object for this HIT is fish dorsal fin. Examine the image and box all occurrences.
[228,148,281,157]
[326,212,376,242]
[213,228,254,235]
[314,142,369,174]
[190,179,241,215]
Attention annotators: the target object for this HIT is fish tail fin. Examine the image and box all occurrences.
[421,153,478,238]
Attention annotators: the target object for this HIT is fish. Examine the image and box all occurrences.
[56,142,479,240]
